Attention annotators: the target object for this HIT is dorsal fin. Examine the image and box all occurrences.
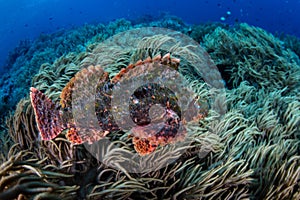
[62,65,110,145]
[30,87,65,140]
[60,65,109,109]
[111,53,180,84]
[60,76,76,109]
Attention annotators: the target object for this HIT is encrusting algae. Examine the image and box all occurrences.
[0,18,299,199]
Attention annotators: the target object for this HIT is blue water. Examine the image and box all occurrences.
[0,0,300,71]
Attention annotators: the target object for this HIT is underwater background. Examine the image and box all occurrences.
[0,0,300,200]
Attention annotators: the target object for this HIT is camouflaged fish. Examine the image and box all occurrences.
[30,53,206,155]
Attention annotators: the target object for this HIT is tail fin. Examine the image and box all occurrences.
[30,87,64,141]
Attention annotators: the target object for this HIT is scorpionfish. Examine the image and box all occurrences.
[30,53,206,155]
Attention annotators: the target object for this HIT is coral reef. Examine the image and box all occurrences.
[0,149,78,200]
[203,23,300,92]
[279,33,300,58]
[0,16,299,199]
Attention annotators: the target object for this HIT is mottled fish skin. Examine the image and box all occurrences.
[30,53,202,156]
[127,83,183,155]
[30,87,65,141]
[95,81,120,133]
